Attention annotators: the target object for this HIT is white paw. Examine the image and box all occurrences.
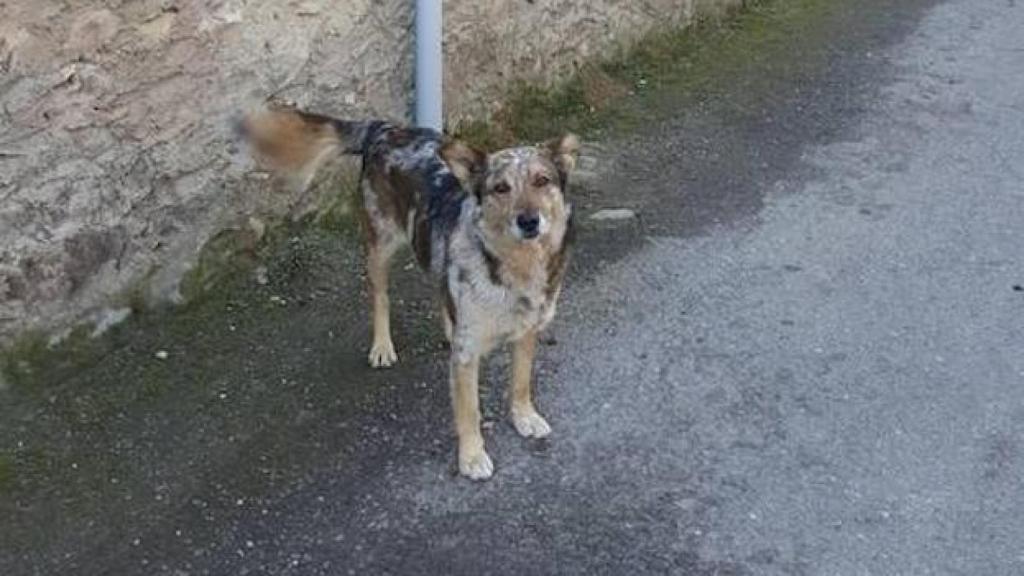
[368,340,397,368]
[459,448,494,481]
[512,409,552,439]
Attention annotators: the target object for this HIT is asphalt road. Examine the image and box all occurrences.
[3,0,1023,574]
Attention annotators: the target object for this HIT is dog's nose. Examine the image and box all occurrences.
[516,212,541,238]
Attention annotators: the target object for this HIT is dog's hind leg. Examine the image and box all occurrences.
[438,278,456,345]
[366,238,400,368]
[360,172,406,368]
[440,304,453,343]
[510,330,551,438]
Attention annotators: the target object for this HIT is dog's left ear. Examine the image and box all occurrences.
[544,134,580,186]
[440,140,487,189]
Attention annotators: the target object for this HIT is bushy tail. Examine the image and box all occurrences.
[238,106,378,183]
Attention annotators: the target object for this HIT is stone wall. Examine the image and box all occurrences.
[0,0,737,344]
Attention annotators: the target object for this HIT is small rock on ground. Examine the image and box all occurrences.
[589,208,637,221]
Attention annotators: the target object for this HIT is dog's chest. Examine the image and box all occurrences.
[491,284,553,338]
[452,262,556,346]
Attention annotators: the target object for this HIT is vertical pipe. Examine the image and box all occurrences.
[414,0,443,131]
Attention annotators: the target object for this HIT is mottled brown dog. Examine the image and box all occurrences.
[241,106,578,480]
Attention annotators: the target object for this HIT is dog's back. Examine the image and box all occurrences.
[241,106,470,274]
[359,124,467,274]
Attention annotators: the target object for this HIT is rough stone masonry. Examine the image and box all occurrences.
[0,0,738,345]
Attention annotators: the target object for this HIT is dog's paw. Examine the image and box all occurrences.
[512,409,552,439]
[368,340,397,368]
[459,448,494,481]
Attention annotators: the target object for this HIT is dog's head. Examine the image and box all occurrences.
[442,135,579,243]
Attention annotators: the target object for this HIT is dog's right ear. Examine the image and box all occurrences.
[440,140,487,190]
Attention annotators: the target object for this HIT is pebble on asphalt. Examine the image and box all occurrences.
[589,208,637,221]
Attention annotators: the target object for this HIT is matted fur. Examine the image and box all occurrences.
[240,106,578,481]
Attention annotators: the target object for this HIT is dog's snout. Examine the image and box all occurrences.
[516,212,541,238]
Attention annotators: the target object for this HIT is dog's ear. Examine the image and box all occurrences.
[543,134,580,186]
[440,140,487,189]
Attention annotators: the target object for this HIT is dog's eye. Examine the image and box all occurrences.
[492,182,511,195]
[533,175,551,188]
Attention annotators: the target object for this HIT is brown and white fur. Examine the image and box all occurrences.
[240,106,578,480]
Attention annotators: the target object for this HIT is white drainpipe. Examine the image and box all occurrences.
[414,0,443,131]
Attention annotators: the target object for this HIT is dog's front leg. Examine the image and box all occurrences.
[451,353,493,480]
[510,330,552,438]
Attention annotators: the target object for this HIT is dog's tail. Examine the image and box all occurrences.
[237,106,379,184]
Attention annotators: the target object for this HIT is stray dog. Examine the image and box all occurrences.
[241,106,578,480]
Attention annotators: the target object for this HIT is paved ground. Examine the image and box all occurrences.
[3,0,1024,574]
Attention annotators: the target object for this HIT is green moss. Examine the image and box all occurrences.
[179,227,262,303]
[0,325,109,394]
[452,118,514,154]
[455,0,834,146]
[115,267,159,315]
[0,330,48,387]
[314,186,361,239]
[497,79,597,143]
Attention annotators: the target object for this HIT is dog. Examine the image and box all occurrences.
[240,105,578,480]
